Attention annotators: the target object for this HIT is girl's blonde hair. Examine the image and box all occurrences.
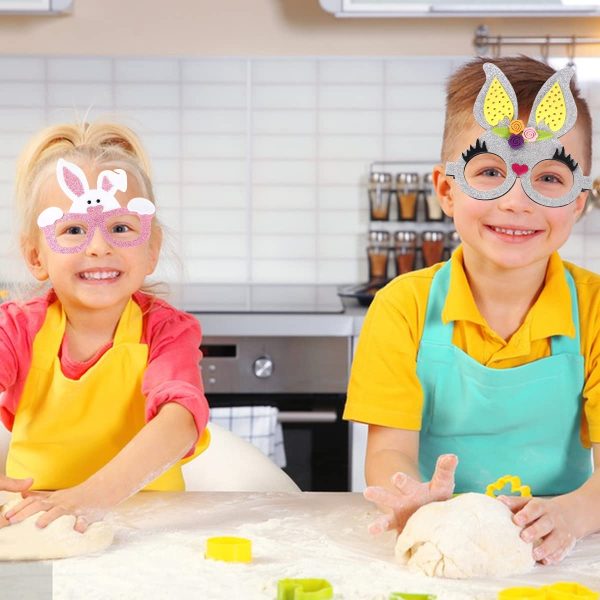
[16,120,158,244]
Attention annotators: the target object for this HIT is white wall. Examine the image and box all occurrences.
[0,54,599,284]
[0,2,599,57]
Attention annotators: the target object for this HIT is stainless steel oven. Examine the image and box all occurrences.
[200,335,351,491]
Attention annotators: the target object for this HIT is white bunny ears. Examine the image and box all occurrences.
[37,159,155,229]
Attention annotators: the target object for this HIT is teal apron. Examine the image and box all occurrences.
[416,260,592,495]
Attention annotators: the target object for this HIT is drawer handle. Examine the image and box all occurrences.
[277,411,338,424]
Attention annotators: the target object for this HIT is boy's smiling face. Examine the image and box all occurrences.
[435,119,588,271]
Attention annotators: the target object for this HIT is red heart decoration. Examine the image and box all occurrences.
[511,163,529,176]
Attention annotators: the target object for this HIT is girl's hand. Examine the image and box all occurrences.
[499,495,578,565]
[4,484,106,533]
[0,475,33,529]
[364,454,458,534]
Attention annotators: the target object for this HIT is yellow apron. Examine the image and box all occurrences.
[6,297,209,491]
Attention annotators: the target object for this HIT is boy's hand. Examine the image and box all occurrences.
[4,483,107,533]
[364,453,458,534]
[498,495,578,565]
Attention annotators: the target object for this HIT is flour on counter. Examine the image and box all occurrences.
[51,493,600,600]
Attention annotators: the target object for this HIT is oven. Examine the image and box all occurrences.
[200,335,351,492]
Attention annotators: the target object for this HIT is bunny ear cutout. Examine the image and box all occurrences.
[528,67,577,138]
[57,158,89,202]
[474,63,518,129]
[97,168,128,194]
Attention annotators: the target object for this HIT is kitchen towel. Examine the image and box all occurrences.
[209,406,286,468]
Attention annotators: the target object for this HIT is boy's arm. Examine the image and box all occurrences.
[366,424,421,486]
[5,402,197,530]
[364,424,457,533]
[500,443,600,565]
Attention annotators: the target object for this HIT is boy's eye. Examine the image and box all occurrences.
[480,168,504,178]
[530,160,574,198]
[539,174,562,184]
[464,153,507,191]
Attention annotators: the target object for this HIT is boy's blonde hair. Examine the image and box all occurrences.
[15,121,159,245]
[442,56,592,174]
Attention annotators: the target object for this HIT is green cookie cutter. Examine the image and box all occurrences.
[277,578,333,600]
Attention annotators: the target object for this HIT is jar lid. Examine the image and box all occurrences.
[422,230,445,242]
[368,230,390,243]
[423,173,434,184]
[369,172,392,184]
[396,172,420,184]
[394,230,417,242]
[447,230,460,242]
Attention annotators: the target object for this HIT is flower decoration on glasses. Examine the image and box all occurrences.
[445,63,592,208]
[37,159,155,254]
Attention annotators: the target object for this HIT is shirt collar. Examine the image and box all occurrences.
[442,246,487,327]
[441,247,575,339]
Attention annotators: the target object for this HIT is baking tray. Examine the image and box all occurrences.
[337,281,389,307]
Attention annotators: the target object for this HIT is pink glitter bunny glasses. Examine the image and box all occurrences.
[37,159,156,254]
[41,206,153,254]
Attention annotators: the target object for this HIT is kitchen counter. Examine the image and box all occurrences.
[51,492,600,600]
[167,283,368,337]
[191,302,367,338]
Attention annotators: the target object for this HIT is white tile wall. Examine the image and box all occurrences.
[0,55,598,284]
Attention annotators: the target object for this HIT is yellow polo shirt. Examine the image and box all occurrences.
[344,246,600,447]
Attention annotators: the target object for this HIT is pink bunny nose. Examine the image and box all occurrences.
[511,163,529,176]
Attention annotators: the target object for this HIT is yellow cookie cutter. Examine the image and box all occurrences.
[499,582,599,600]
[205,536,252,563]
[486,475,532,498]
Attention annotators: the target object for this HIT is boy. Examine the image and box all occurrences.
[344,56,600,565]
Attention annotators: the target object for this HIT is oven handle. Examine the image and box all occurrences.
[277,411,338,424]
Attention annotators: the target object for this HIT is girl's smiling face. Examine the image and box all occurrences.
[23,163,161,314]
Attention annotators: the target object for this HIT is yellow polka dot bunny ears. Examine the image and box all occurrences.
[445,63,591,208]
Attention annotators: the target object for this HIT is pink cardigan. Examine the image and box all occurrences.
[0,290,209,450]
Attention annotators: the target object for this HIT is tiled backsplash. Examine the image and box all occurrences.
[0,55,599,284]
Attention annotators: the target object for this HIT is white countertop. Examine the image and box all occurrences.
[50,492,600,600]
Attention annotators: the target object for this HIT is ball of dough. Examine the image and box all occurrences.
[0,495,114,561]
[395,493,535,579]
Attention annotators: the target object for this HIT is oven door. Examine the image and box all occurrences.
[206,393,349,492]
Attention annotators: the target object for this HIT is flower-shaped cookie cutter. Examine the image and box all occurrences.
[485,475,532,498]
[277,578,333,600]
[205,536,252,563]
[499,581,599,600]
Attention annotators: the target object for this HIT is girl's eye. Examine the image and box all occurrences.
[112,224,131,234]
[64,226,85,235]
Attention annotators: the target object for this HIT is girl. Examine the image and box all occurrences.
[0,121,210,532]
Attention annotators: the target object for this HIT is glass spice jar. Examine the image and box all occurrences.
[368,172,392,221]
[393,231,417,276]
[423,173,444,222]
[421,231,445,267]
[396,172,420,222]
[367,230,390,282]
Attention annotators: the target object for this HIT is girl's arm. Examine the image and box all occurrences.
[500,443,600,565]
[5,402,197,531]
